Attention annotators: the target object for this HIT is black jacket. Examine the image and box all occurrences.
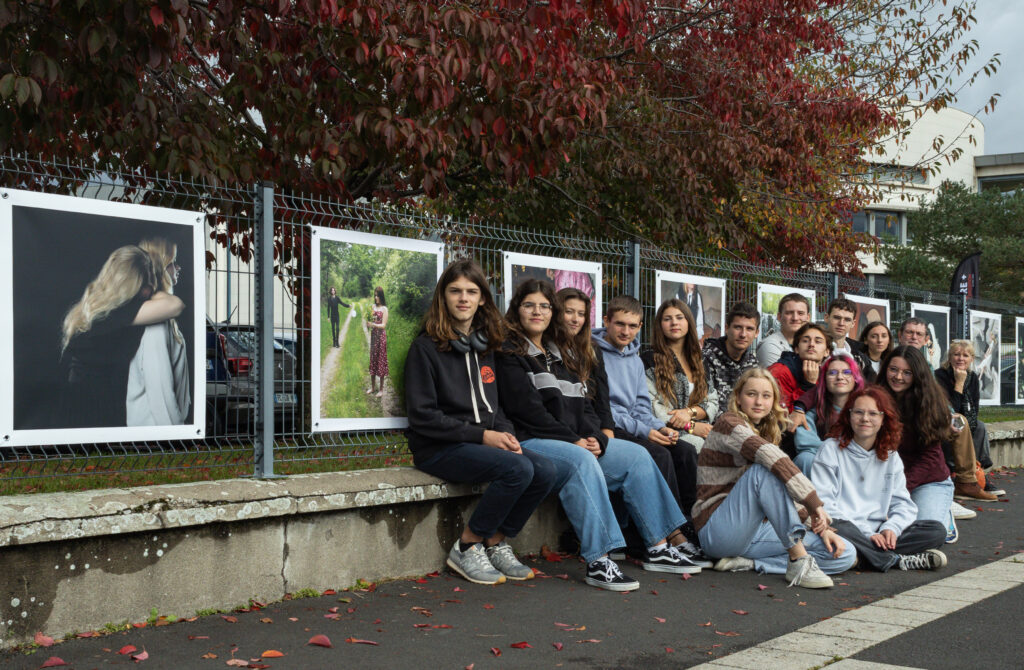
[496,338,609,454]
[935,367,980,432]
[404,334,513,459]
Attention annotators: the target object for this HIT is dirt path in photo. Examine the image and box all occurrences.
[362,318,400,416]
[319,310,353,408]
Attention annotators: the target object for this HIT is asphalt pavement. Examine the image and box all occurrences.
[2,469,1021,670]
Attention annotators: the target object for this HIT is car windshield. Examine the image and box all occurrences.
[222,329,285,354]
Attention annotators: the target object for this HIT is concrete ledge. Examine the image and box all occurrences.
[0,468,567,648]
[989,421,1024,468]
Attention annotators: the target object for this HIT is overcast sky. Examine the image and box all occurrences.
[955,1,1024,155]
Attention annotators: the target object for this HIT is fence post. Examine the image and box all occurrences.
[629,240,641,299]
[253,181,277,478]
[830,272,840,301]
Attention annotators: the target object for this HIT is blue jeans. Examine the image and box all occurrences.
[910,478,954,530]
[414,442,558,540]
[794,451,816,478]
[697,464,857,575]
[522,437,686,563]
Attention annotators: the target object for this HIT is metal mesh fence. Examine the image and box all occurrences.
[1,154,1023,490]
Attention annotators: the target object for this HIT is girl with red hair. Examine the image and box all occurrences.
[810,386,948,572]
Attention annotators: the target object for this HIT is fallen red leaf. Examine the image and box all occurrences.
[554,573,569,580]
[665,647,675,653]
[453,587,465,592]
[118,645,138,655]
[131,650,149,662]
[188,635,210,640]
[248,665,270,669]
[552,642,564,651]
[373,618,382,624]
[261,650,284,658]
[650,590,659,595]
[324,613,340,620]
[252,600,266,608]
[221,615,238,623]
[34,632,55,647]
[732,610,748,615]
[483,604,495,610]
[308,634,333,648]
[698,621,712,627]
[322,589,336,595]
[415,578,429,584]
[76,632,96,638]
[201,652,217,659]
[132,623,147,629]
[288,617,298,622]
[798,601,807,606]
[465,665,474,670]
[414,623,430,628]
[427,571,440,577]
[654,617,666,623]
[345,637,379,646]
[433,624,452,629]
[225,660,248,667]
[490,647,501,656]
[510,641,532,649]
[411,606,432,616]
[681,573,692,580]
[715,631,740,637]
[40,658,66,668]
[259,617,273,624]
[757,584,768,590]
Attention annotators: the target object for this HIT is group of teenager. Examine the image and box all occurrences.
[405,261,1004,592]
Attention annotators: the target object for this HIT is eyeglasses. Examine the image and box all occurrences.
[826,369,854,377]
[850,409,884,420]
[887,367,913,379]
[520,302,552,312]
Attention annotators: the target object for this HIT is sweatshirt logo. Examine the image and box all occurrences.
[480,365,495,383]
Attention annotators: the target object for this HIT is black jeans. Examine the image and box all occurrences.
[415,443,557,540]
[832,519,946,572]
[615,428,697,520]
[330,316,341,345]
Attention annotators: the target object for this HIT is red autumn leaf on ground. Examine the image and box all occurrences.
[322,589,336,595]
[221,615,238,623]
[654,617,666,623]
[490,647,501,656]
[698,621,712,627]
[414,623,430,628]
[681,574,692,581]
[132,623,147,628]
[34,632,55,647]
[260,618,273,624]
[453,587,465,592]
[510,641,532,649]
[345,637,379,646]
[225,660,248,667]
[415,578,429,584]
[308,634,333,648]
[131,650,149,662]
[118,645,138,655]
[757,584,769,590]
[555,574,569,580]
[40,658,66,668]
[552,642,564,651]
[373,619,382,624]
[465,665,474,670]
[483,604,494,610]
[666,647,675,653]
[252,600,266,608]
[188,635,210,640]
[732,610,748,615]
[540,545,563,562]
[76,632,97,638]
[261,650,284,658]
[426,571,439,577]
[650,590,659,595]
[201,652,217,659]
[433,624,452,629]
[287,617,298,622]
[324,613,340,620]
[715,631,740,637]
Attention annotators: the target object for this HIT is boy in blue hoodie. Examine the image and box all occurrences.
[593,296,708,566]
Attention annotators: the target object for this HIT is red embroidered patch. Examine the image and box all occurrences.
[480,366,496,383]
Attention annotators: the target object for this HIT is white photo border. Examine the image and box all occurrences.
[0,188,207,447]
[968,309,1002,406]
[756,283,816,341]
[502,252,603,324]
[1016,317,1024,405]
[654,271,726,339]
[311,227,444,432]
[845,294,891,330]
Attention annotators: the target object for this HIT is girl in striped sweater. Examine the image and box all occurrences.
[693,369,857,588]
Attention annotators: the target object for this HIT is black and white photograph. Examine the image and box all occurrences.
[845,294,890,342]
[503,252,602,326]
[655,271,726,344]
[910,303,950,372]
[0,189,205,446]
[969,309,1002,406]
[756,283,816,342]
[1017,317,1024,405]
[312,228,444,432]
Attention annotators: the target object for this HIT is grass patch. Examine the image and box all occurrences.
[323,299,373,418]
[979,406,1024,424]
[320,303,334,363]
[383,310,419,412]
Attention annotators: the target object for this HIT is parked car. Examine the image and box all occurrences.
[206,321,298,437]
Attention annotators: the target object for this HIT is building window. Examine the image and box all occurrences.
[848,209,905,245]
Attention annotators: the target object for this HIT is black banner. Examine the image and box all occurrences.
[950,252,981,300]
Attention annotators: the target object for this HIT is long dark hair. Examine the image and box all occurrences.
[504,279,563,355]
[555,287,596,385]
[373,286,386,306]
[422,259,504,354]
[828,386,903,461]
[650,299,707,407]
[859,321,893,361]
[878,345,951,445]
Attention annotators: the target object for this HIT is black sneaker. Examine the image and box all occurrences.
[585,557,639,592]
[675,541,714,569]
[898,549,947,571]
[642,544,701,574]
[984,480,1006,496]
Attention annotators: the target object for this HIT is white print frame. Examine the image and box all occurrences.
[312,227,444,432]
[969,309,1001,406]
[655,271,727,344]
[0,188,206,446]
[845,294,890,334]
[503,252,603,325]
[910,303,951,371]
[1016,317,1024,405]
[756,283,816,342]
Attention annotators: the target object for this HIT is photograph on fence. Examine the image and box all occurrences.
[910,303,950,372]
[1017,317,1024,405]
[0,189,205,447]
[503,252,602,326]
[969,309,1002,406]
[312,228,443,431]
[844,294,890,341]
[756,283,816,342]
[655,271,726,344]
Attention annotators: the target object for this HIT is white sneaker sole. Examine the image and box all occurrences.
[584,576,640,592]
[789,577,833,589]
[641,562,702,574]
[951,507,977,520]
[446,558,506,585]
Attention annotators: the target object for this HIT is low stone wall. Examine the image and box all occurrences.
[0,468,567,648]
[990,422,1024,468]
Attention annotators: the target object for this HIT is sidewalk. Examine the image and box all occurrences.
[3,469,1019,669]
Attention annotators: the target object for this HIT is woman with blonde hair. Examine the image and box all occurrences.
[126,238,191,426]
[693,368,855,588]
[60,245,184,427]
[936,339,999,489]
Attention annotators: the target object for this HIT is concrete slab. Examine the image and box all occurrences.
[867,594,969,615]
[800,617,910,642]
[758,631,868,657]
[832,605,943,628]
[691,646,835,669]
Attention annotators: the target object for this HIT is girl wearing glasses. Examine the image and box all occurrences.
[810,386,947,571]
[792,354,865,476]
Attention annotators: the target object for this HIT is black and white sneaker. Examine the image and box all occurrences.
[585,557,640,592]
[642,544,701,574]
[984,480,1006,496]
[675,541,714,569]
[898,549,947,571]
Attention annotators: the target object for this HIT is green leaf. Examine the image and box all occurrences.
[87,28,103,56]
[0,73,15,99]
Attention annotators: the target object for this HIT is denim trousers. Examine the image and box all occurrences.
[697,464,857,575]
[522,437,686,563]
[414,442,558,540]
[910,477,954,529]
[614,428,698,520]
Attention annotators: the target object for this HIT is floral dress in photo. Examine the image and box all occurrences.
[369,305,389,377]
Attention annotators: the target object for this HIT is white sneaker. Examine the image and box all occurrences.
[785,555,833,589]
[950,501,977,520]
[446,542,505,585]
[713,556,755,572]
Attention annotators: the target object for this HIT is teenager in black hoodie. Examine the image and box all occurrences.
[405,260,557,586]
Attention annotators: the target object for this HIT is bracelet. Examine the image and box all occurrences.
[682,421,694,434]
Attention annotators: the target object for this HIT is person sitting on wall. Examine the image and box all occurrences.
[756,293,811,367]
[404,259,558,586]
